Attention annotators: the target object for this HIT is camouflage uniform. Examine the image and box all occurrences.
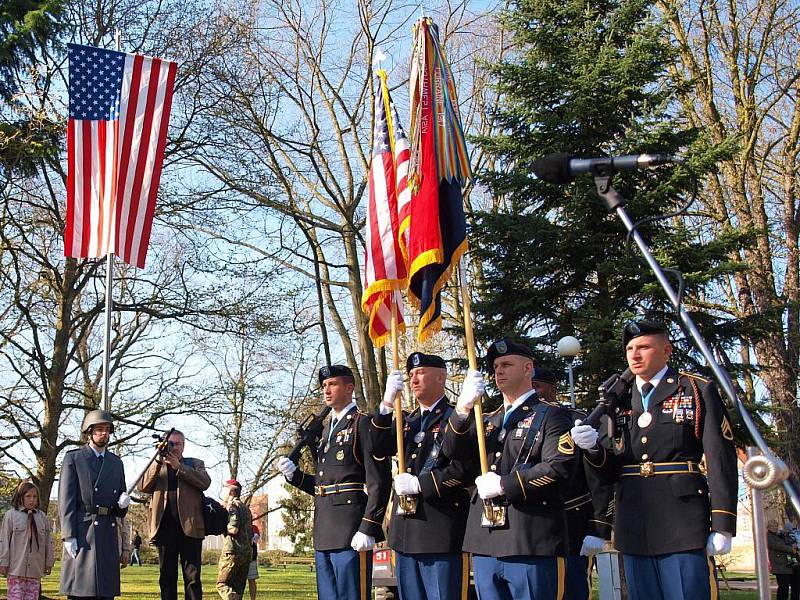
[216,498,252,600]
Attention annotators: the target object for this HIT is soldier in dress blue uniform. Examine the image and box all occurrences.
[275,365,391,600]
[571,320,738,600]
[376,352,472,600]
[531,368,614,600]
[442,339,578,600]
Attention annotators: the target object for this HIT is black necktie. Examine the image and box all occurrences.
[642,382,654,397]
[328,418,338,441]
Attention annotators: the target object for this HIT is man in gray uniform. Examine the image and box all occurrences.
[59,409,130,599]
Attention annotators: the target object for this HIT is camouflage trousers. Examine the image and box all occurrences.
[216,551,251,600]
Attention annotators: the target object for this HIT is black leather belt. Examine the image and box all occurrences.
[314,483,365,497]
[621,461,701,478]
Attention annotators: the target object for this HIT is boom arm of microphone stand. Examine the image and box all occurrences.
[591,173,800,516]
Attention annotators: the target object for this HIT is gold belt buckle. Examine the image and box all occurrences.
[640,461,655,477]
[315,486,325,497]
[96,506,110,516]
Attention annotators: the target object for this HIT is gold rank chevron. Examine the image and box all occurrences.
[558,432,576,455]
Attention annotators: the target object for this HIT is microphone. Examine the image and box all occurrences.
[532,152,685,184]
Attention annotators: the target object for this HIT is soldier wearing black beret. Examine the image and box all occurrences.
[275,365,391,600]
[571,320,738,600]
[377,352,473,599]
[441,338,577,599]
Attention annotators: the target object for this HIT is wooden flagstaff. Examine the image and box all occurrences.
[391,300,406,475]
[457,261,489,475]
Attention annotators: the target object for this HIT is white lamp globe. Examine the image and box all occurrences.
[557,335,581,359]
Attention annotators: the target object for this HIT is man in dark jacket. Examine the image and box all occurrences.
[443,338,577,599]
[571,320,738,600]
[377,352,473,599]
[59,410,129,600]
[275,365,391,600]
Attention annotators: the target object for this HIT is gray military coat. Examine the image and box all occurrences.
[59,445,127,597]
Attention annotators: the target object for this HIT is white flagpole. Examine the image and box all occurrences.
[101,30,122,412]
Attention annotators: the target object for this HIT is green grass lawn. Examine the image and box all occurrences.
[0,562,317,599]
[0,562,760,599]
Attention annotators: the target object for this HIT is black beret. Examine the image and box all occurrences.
[622,320,668,347]
[318,364,354,384]
[406,352,446,372]
[486,338,534,372]
[531,367,557,385]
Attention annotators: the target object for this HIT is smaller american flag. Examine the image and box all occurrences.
[393,103,411,261]
[65,43,177,268]
[361,73,408,347]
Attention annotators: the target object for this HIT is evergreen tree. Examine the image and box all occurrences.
[472,0,746,405]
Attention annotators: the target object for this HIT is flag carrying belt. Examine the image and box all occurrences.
[314,483,367,497]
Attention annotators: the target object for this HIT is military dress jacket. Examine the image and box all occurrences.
[562,408,615,555]
[58,445,127,597]
[287,406,391,551]
[442,392,577,557]
[586,367,738,556]
[374,398,472,554]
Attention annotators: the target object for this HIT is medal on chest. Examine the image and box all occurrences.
[637,412,653,428]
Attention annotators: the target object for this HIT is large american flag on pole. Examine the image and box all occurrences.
[361,71,409,347]
[65,43,177,268]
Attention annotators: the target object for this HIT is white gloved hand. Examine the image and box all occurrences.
[63,538,78,559]
[117,492,131,509]
[275,457,297,478]
[580,535,607,556]
[394,473,421,496]
[457,370,486,416]
[570,419,599,450]
[350,531,375,552]
[706,531,732,556]
[475,472,504,499]
[381,370,404,415]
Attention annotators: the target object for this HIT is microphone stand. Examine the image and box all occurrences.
[591,167,799,600]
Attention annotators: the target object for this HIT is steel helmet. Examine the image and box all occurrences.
[81,409,115,434]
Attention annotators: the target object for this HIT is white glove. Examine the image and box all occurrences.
[381,370,404,415]
[475,472,504,499]
[706,531,732,556]
[580,535,607,556]
[276,457,297,478]
[570,419,599,450]
[350,531,375,552]
[394,473,421,496]
[117,492,131,509]
[457,369,486,416]
[63,538,78,559]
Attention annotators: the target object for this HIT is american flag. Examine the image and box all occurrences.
[65,43,177,268]
[361,73,408,347]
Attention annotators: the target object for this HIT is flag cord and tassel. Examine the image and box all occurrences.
[458,260,506,527]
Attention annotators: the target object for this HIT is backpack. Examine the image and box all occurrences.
[184,457,228,536]
[201,495,229,536]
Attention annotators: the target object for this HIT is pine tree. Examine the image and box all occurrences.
[472,0,746,404]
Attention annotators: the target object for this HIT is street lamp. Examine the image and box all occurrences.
[557,336,581,408]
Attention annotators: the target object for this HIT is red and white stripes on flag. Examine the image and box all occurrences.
[65,43,177,268]
[361,71,409,347]
[393,103,412,263]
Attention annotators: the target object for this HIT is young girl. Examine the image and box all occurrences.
[0,481,55,600]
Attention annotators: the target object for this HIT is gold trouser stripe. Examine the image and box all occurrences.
[359,551,367,600]
[708,557,719,600]
[556,556,565,600]
[461,552,469,600]
[586,555,594,592]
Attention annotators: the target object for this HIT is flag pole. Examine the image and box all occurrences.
[101,29,122,412]
[456,261,488,474]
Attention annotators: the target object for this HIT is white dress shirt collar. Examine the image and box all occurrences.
[636,365,669,395]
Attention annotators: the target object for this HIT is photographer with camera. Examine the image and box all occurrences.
[139,430,211,600]
[768,519,799,600]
